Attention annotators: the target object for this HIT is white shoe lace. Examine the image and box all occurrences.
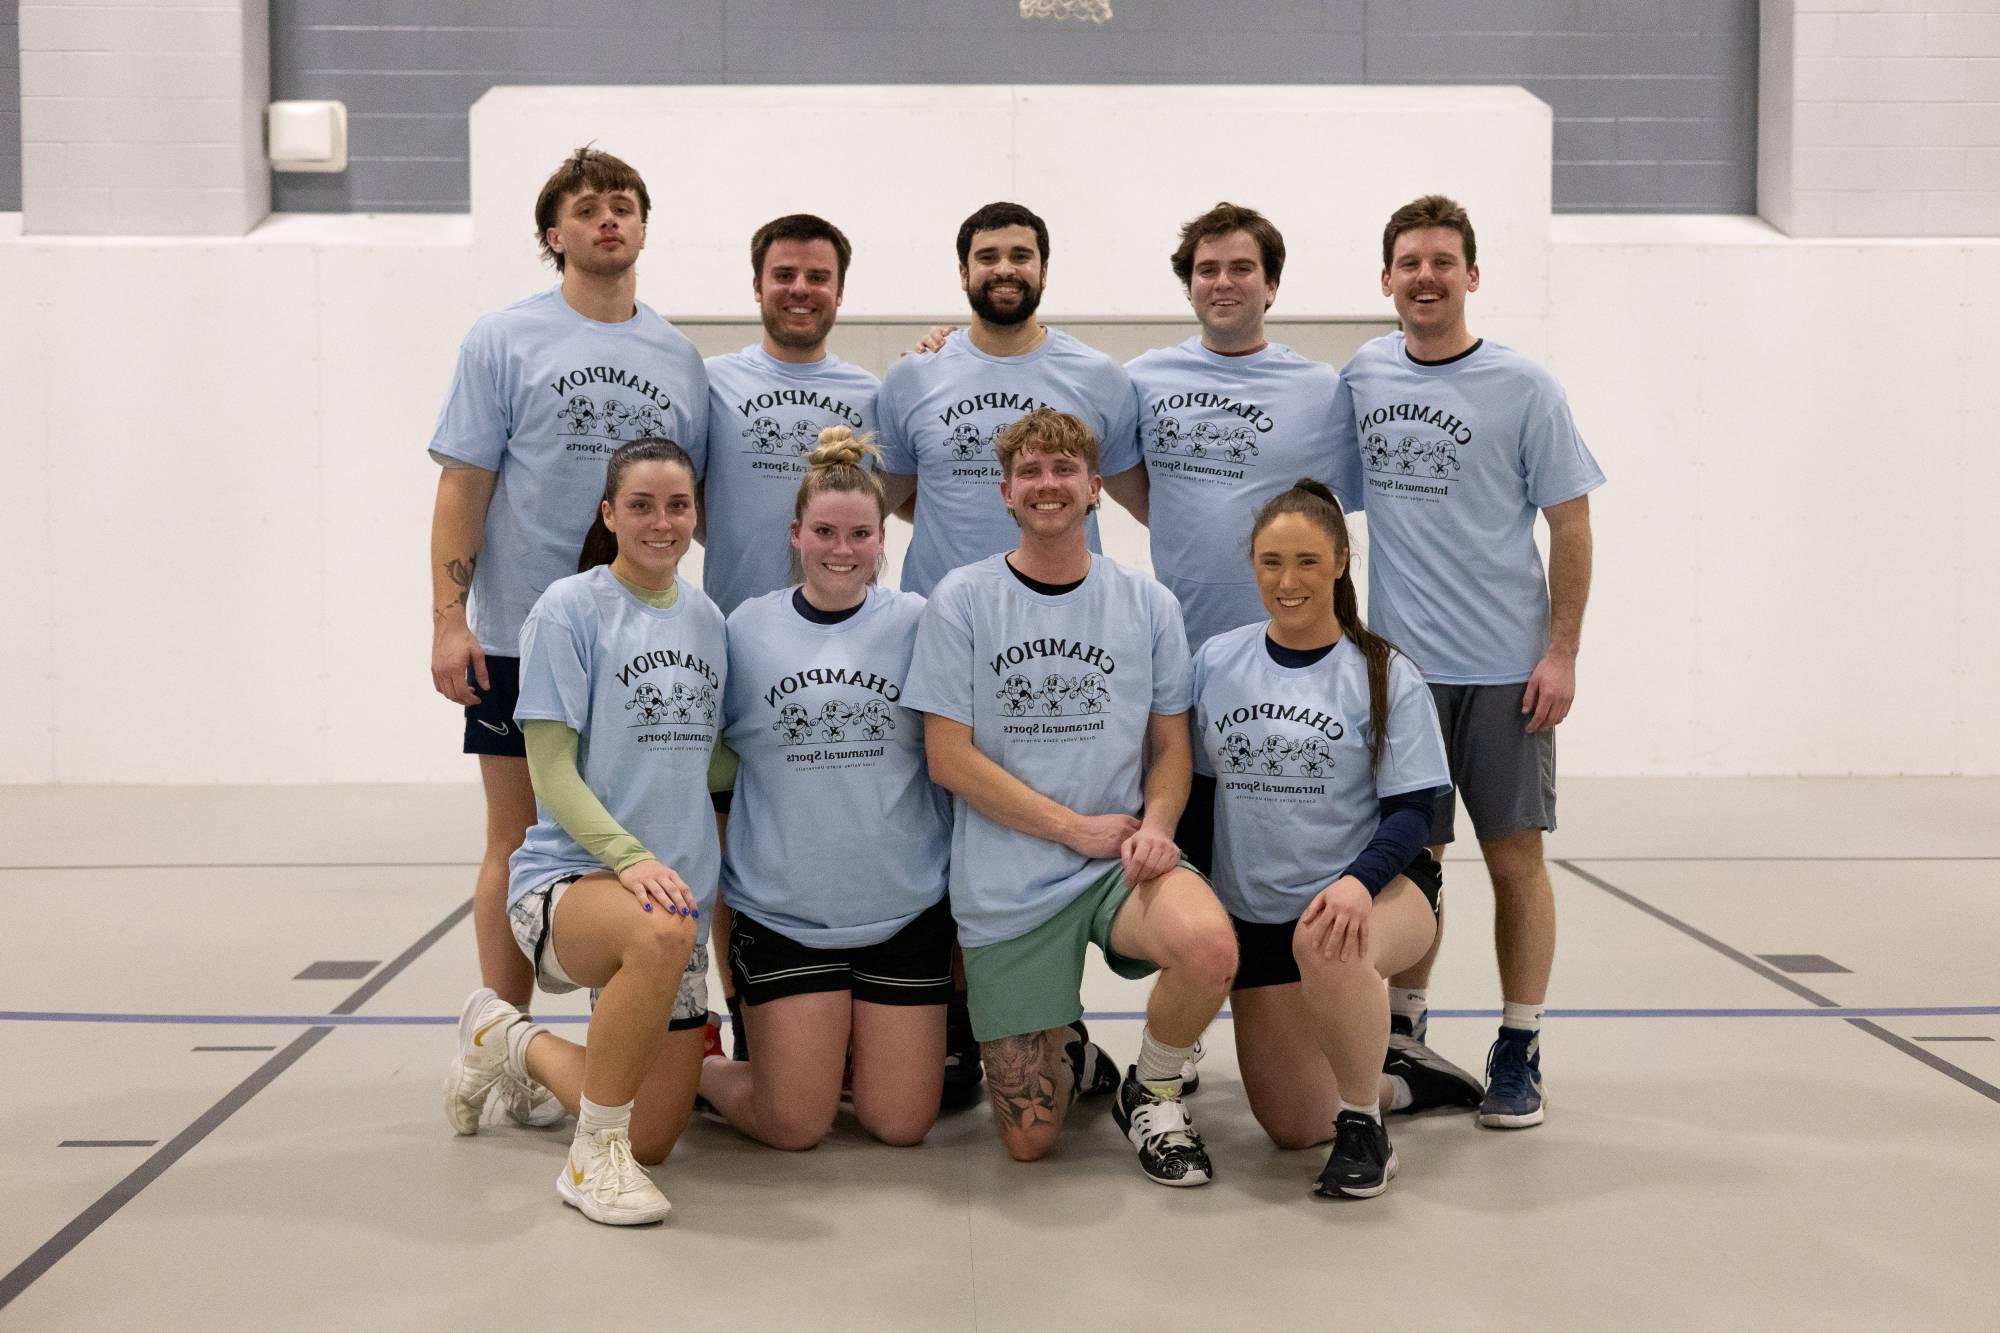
[592,1131,658,1208]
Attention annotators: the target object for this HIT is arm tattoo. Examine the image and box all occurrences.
[983,1033,1066,1134]
[435,556,476,621]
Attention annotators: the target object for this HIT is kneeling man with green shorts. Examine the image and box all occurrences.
[903,406,1238,1187]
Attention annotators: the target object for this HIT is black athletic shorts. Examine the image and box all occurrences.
[728,896,955,1008]
[462,655,527,758]
[1173,772,1217,878]
[1231,851,1444,991]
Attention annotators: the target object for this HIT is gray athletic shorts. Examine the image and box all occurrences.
[507,874,711,1029]
[1426,682,1557,846]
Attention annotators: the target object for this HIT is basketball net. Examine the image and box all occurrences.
[1020,0,1112,21]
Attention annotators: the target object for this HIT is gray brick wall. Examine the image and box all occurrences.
[158,0,1750,215]
[1,0,19,213]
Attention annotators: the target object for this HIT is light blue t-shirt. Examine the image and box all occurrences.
[1331,334,1604,684]
[876,328,1143,597]
[429,287,709,655]
[1193,625,1448,924]
[1125,337,1348,651]
[507,566,727,943]
[720,586,950,948]
[697,346,882,616]
[902,554,1191,948]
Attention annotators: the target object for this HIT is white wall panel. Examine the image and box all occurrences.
[2,94,1996,779]
[0,232,57,782]
[35,244,323,782]
[467,86,1551,322]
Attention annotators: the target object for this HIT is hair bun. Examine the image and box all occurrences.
[807,427,882,472]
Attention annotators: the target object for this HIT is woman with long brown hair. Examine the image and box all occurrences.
[1191,479,1481,1199]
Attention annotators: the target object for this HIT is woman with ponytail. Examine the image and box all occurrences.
[697,425,954,1150]
[444,436,730,1226]
[1190,479,1482,1200]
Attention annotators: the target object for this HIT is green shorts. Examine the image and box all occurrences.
[962,862,1163,1043]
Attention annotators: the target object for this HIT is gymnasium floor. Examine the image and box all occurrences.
[4,779,1997,1330]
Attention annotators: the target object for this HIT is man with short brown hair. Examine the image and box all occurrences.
[427,146,708,1126]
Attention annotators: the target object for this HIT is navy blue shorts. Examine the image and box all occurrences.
[1231,851,1444,991]
[462,655,526,758]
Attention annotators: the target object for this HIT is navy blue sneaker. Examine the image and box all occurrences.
[1478,1027,1545,1128]
[940,992,985,1112]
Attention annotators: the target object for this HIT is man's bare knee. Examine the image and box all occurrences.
[996,1121,1061,1162]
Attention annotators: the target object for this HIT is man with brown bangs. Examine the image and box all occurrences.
[426,146,709,1132]
[903,407,1237,1187]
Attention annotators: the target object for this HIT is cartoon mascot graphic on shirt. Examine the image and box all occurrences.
[1259,734,1295,775]
[560,396,597,435]
[1294,736,1333,777]
[787,420,822,455]
[1363,432,1392,469]
[627,683,670,725]
[745,416,785,453]
[1153,417,1184,454]
[998,674,1036,716]
[1074,673,1109,714]
[600,398,634,440]
[631,404,667,439]
[1040,675,1071,715]
[774,702,814,743]
[667,683,699,723]
[1428,440,1461,478]
[1223,427,1259,463]
[1220,732,1254,773]
[947,422,989,461]
[695,683,718,725]
[859,699,895,740]
[817,699,857,741]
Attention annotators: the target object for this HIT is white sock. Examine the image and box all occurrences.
[1339,1099,1382,1123]
[577,1096,633,1139]
[1136,1028,1194,1093]
[1385,1075,1413,1113]
[1389,987,1428,1024]
[1501,1001,1544,1034]
[503,1019,550,1084]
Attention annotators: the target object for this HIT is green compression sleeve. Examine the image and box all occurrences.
[522,718,653,874]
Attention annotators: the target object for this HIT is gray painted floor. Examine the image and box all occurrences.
[4,779,1998,1330]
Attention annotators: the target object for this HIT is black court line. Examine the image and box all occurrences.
[191,1045,277,1052]
[58,1141,158,1149]
[1916,1036,1995,1043]
[0,897,473,1312]
[1557,861,2000,1108]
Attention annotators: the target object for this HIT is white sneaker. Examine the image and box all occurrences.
[1181,1038,1205,1094]
[557,1127,673,1225]
[443,988,520,1136]
[494,1072,568,1127]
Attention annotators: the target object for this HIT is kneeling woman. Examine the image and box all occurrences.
[699,428,954,1149]
[1192,480,1480,1199]
[445,437,726,1226]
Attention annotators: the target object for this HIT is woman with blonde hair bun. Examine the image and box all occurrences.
[698,425,956,1149]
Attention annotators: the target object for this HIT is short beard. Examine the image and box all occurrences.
[968,279,1042,327]
[761,307,832,352]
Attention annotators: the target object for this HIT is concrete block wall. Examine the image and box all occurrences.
[265,0,1759,215]
[1762,0,2000,235]
[1,1,18,212]
[17,0,269,235]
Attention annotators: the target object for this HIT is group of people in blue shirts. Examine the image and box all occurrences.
[428,146,1606,1225]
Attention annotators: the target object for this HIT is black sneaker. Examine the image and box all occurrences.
[1389,1007,1429,1044]
[1066,1021,1121,1101]
[1313,1110,1398,1199]
[1384,1040,1482,1113]
[1111,1067,1212,1188]
[940,992,985,1112]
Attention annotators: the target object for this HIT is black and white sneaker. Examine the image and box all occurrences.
[1111,1068,1213,1188]
[940,992,985,1112]
[1066,1021,1121,1100]
[1384,1040,1483,1113]
[1313,1110,1398,1199]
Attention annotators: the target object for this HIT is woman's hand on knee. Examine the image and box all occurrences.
[1299,876,1372,964]
[617,858,700,917]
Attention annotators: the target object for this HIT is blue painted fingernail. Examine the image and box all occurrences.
[643,902,653,911]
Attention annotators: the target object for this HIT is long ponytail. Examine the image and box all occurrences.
[1249,479,1404,771]
[577,436,697,573]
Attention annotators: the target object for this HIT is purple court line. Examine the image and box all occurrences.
[3,1005,1998,1027]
